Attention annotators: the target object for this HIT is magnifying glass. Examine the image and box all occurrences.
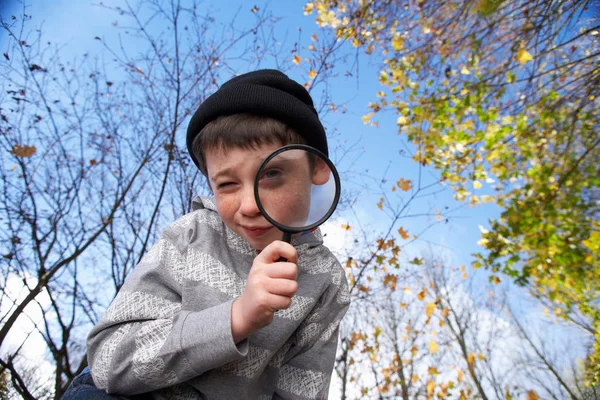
[254,144,341,250]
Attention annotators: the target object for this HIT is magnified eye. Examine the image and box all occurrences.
[259,167,285,188]
[262,168,282,179]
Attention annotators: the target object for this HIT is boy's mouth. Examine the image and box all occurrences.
[241,225,272,237]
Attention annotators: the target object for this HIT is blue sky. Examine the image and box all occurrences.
[0,0,502,277]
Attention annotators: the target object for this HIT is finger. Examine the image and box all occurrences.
[265,278,298,297]
[266,293,293,311]
[263,262,297,280]
[257,240,297,264]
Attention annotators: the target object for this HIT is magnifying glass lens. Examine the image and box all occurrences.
[256,148,337,231]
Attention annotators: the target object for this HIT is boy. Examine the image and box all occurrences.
[72,69,350,399]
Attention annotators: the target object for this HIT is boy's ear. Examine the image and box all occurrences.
[312,157,331,186]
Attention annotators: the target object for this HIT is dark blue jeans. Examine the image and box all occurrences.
[61,368,140,400]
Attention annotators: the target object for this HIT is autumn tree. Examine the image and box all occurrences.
[306,0,600,381]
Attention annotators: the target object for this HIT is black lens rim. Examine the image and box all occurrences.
[254,144,341,234]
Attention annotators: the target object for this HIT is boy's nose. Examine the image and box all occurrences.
[239,187,261,217]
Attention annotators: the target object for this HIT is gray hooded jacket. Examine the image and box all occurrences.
[87,196,350,399]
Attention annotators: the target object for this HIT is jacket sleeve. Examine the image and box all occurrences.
[274,260,351,400]
[86,216,248,395]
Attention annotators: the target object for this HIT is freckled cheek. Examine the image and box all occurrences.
[215,195,239,224]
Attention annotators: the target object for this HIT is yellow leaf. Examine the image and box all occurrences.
[377,197,384,210]
[411,345,418,356]
[457,369,464,382]
[304,2,314,15]
[481,194,494,203]
[10,144,36,158]
[461,66,470,75]
[517,48,533,64]
[397,115,409,125]
[308,44,315,51]
[478,353,486,361]
[426,302,436,317]
[493,276,501,285]
[311,33,317,41]
[362,113,373,124]
[417,288,427,300]
[308,69,317,79]
[526,390,540,400]
[374,326,382,338]
[341,224,352,231]
[398,227,410,240]
[468,353,476,369]
[379,70,389,84]
[397,178,412,191]
[473,180,482,189]
[441,308,449,318]
[403,286,411,295]
[392,34,404,51]
[462,272,468,279]
[293,55,301,65]
[400,302,407,308]
[428,367,439,375]
[426,380,435,396]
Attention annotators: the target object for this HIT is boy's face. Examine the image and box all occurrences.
[206,143,329,250]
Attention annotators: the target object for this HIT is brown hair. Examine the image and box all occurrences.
[192,114,307,176]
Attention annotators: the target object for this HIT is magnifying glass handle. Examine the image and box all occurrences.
[277,232,293,262]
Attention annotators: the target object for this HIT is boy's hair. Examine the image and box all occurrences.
[192,113,307,177]
[186,69,328,170]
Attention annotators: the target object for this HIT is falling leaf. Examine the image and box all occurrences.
[526,390,540,400]
[403,286,411,294]
[426,302,436,317]
[398,227,410,240]
[457,369,464,382]
[462,272,468,279]
[417,288,427,300]
[409,257,423,265]
[10,144,36,158]
[341,224,351,231]
[429,340,438,354]
[517,48,533,64]
[311,33,318,41]
[293,55,301,65]
[308,69,317,79]
[399,302,407,308]
[377,197,384,210]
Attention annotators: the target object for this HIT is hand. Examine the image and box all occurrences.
[231,241,298,343]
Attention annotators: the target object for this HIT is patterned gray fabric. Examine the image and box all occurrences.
[87,196,350,399]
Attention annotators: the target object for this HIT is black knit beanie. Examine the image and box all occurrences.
[186,69,328,169]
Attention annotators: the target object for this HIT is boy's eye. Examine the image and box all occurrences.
[261,169,282,180]
[217,182,235,189]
